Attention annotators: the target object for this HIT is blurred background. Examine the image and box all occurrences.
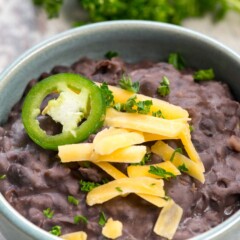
[0,0,240,74]
[0,0,239,239]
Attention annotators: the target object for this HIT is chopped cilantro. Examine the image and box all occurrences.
[152,110,164,118]
[194,68,215,81]
[115,187,123,192]
[105,51,119,59]
[168,53,185,70]
[170,148,183,162]
[67,195,79,206]
[114,95,152,115]
[148,166,176,180]
[80,180,100,192]
[100,82,115,107]
[119,75,140,93]
[162,196,171,201]
[74,215,88,224]
[189,125,194,132]
[178,163,189,172]
[132,153,151,166]
[98,211,107,226]
[43,208,54,219]
[157,76,170,97]
[136,100,152,114]
[0,174,6,180]
[124,95,138,113]
[49,225,61,236]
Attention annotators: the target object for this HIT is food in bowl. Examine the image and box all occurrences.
[0,52,239,240]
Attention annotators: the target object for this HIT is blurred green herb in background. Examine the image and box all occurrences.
[33,0,240,25]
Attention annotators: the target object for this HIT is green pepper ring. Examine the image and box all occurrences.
[22,73,106,150]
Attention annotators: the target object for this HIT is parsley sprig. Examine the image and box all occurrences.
[98,211,107,226]
[168,53,185,70]
[152,110,165,118]
[74,215,88,224]
[132,153,151,166]
[100,82,115,107]
[105,51,119,59]
[194,68,215,81]
[43,208,54,219]
[157,76,170,97]
[0,174,6,180]
[170,148,183,162]
[119,75,140,93]
[49,225,61,236]
[114,96,152,115]
[79,180,100,192]
[178,163,189,172]
[68,195,79,206]
[148,166,176,180]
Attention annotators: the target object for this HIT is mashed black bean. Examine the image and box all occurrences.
[0,57,240,240]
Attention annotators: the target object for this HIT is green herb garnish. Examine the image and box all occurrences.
[100,82,115,107]
[194,68,215,81]
[178,163,189,172]
[170,148,183,162]
[148,166,176,180]
[162,196,171,201]
[132,153,151,166]
[189,125,194,132]
[105,51,119,59]
[67,195,79,206]
[0,174,6,180]
[74,215,88,224]
[114,95,152,115]
[43,208,54,219]
[80,180,100,192]
[49,225,61,236]
[115,187,123,192]
[119,75,140,93]
[168,53,185,70]
[152,110,164,118]
[98,211,107,226]
[157,76,170,97]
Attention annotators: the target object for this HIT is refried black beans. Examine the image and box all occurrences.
[0,57,240,240]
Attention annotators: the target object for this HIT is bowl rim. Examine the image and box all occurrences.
[0,20,239,240]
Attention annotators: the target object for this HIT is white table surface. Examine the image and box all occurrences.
[0,0,240,239]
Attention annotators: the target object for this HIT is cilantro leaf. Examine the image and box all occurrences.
[68,195,79,206]
[194,68,215,81]
[119,75,140,93]
[114,96,152,115]
[49,225,61,236]
[132,153,151,166]
[178,163,189,172]
[152,110,164,118]
[80,180,100,192]
[100,82,115,107]
[168,53,185,70]
[115,187,123,192]
[136,100,152,114]
[170,148,183,162]
[148,166,176,180]
[74,215,88,224]
[189,125,194,132]
[105,51,119,59]
[0,174,6,180]
[43,208,54,219]
[98,211,107,226]
[157,76,170,97]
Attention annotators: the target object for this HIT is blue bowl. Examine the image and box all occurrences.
[0,21,239,240]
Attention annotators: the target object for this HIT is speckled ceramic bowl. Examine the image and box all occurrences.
[0,21,239,240]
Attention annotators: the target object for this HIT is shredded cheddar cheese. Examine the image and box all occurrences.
[102,218,123,239]
[61,231,87,240]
